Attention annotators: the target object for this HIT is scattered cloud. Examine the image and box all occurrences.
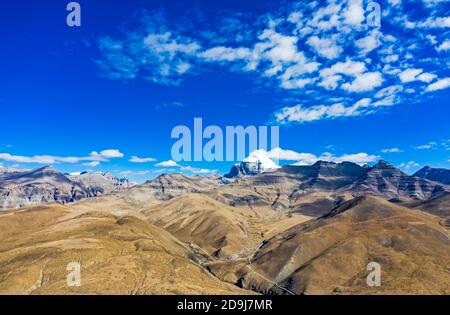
[399,68,436,83]
[96,3,450,124]
[341,72,383,92]
[292,151,379,166]
[355,30,381,55]
[155,160,180,167]
[180,166,218,175]
[90,149,124,159]
[425,78,450,92]
[156,101,185,109]
[436,40,450,52]
[83,161,100,167]
[274,98,375,123]
[129,156,157,163]
[307,35,342,59]
[415,141,438,150]
[264,147,379,166]
[119,170,150,176]
[0,149,124,165]
[399,161,420,171]
[343,0,365,26]
[381,147,404,153]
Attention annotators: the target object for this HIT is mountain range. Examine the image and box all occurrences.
[0,155,449,295]
[0,167,130,209]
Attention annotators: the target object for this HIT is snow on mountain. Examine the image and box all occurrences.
[243,150,281,171]
[224,150,280,179]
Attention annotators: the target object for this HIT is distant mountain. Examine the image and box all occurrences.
[0,167,132,210]
[68,171,131,194]
[349,161,444,201]
[0,166,92,209]
[141,173,223,200]
[217,159,447,216]
[414,166,450,185]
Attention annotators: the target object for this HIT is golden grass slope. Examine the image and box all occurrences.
[209,196,450,295]
[0,204,249,295]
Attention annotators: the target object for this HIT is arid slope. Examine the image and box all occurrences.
[0,204,249,295]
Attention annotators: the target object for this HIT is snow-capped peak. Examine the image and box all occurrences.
[243,150,281,171]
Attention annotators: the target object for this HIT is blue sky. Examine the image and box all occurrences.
[0,0,449,182]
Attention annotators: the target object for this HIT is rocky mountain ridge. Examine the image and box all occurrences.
[0,166,130,209]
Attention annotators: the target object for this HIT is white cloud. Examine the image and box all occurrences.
[381,147,403,153]
[319,59,370,90]
[416,72,437,83]
[426,35,437,45]
[292,151,379,166]
[425,77,450,92]
[332,153,380,164]
[436,40,450,52]
[143,32,200,55]
[341,72,383,92]
[199,46,252,62]
[257,148,379,166]
[419,16,450,28]
[382,54,399,63]
[415,141,437,150]
[180,166,217,175]
[421,0,448,8]
[343,0,365,26]
[279,61,320,87]
[91,149,124,159]
[129,156,157,163]
[318,74,342,90]
[84,161,100,167]
[155,160,180,167]
[320,59,367,77]
[280,77,315,89]
[307,2,343,30]
[388,0,402,6]
[355,30,381,55]
[399,161,419,171]
[258,29,304,64]
[97,4,450,124]
[275,98,373,123]
[0,149,124,165]
[399,68,423,83]
[267,148,317,161]
[375,85,403,99]
[119,170,150,176]
[307,35,343,59]
[399,68,436,83]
